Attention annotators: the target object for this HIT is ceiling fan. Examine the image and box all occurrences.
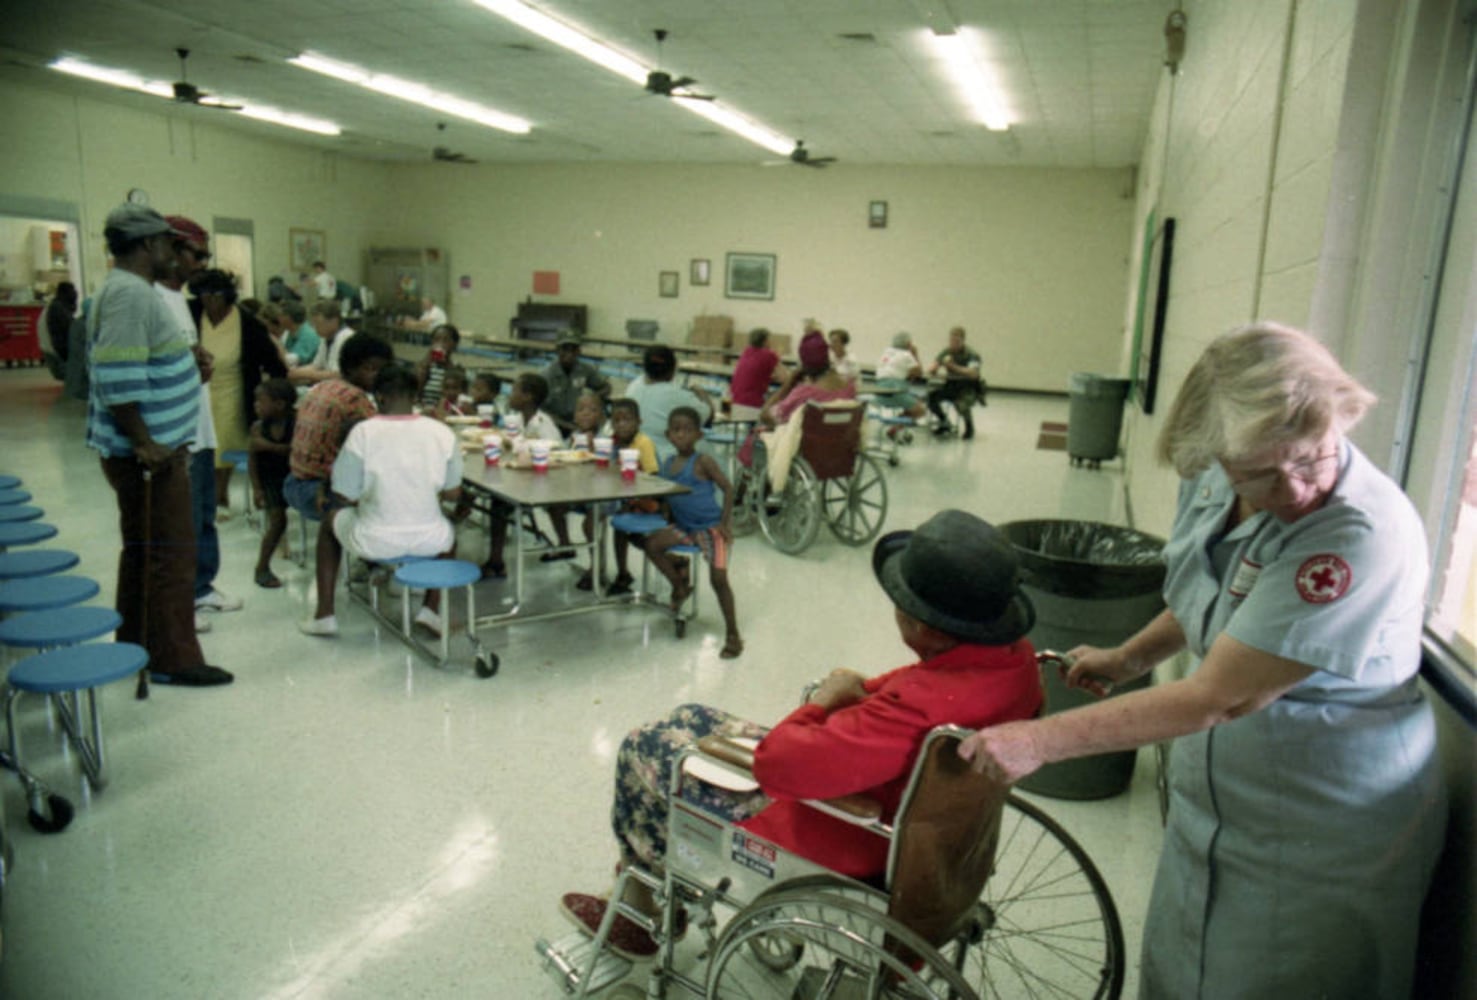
[765,141,837,168]
[644,29,714,101]
[167,48,241,110]
[432,146,477,164]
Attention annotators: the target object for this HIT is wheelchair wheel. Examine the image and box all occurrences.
[821,452,888,546]
[758,458,821,555]
[949,793,1125,999]
[730,463,761,537]
[707,886,976,999]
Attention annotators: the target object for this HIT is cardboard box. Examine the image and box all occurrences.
[767,332,793,357]
[690,315,733,349]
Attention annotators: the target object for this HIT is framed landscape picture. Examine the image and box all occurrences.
[659,270,679,298]
[724,252,776,300]
[289,228,324,271]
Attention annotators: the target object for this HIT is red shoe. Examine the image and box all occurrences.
[559,892,686,961]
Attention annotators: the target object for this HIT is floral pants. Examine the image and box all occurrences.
[612,704,770,870]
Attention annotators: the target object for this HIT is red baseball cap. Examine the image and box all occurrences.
[164,215,209,251]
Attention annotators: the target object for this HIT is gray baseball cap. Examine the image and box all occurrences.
[104,204,180,240]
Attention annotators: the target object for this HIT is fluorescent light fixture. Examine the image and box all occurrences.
[50,56,173,99]
[471,0,647,84]
[50,56,341,136]
[930,29,1012,131]
[472,0,795,156]
[291,51,531,134]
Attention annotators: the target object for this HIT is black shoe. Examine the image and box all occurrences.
[150,665,234,687]
[607,572,634,595]
[575,570,594,591]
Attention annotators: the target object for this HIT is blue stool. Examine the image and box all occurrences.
[5,642,149,831]
[0,606,122,651]
[0,522,58,551]
[0,575,101,614]
[609,512,668,535]
[391,559,493,676]
[0,475,19,490]
[0,505,43,524]
[220,449,257,527]
[0,488,31,506]
[0,549,81,580]
[868,409,916,467]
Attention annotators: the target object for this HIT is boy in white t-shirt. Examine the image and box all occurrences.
[327,363,463,634]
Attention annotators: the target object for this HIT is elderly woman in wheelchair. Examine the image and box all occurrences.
[546,510,1060,997]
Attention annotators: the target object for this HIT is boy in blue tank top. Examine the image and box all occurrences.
[645,407,742,658]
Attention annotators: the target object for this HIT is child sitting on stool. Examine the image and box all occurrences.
[479,373,562,579]
[545,391,610,564]
[327,363,463,635]
[644,406,742,659]
[591,397,659,593]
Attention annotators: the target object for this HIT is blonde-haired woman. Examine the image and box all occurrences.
[959,322,1446,998]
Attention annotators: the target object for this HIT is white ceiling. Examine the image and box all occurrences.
[0,0,1174,168]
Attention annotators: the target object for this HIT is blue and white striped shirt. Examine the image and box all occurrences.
[86,268,200,457]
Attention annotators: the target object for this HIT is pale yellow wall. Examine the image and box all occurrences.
[0,82,390,299]
[369,162,1134,392]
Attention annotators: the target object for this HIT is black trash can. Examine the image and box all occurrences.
[1002,519,1166,799]
[1066,373,1130,467]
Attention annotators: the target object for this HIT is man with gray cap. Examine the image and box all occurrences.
[540,333,610,432]
[87,203,232,687]
[558,509,1043,955]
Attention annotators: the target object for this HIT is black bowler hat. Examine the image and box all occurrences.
[873,510,1035,645]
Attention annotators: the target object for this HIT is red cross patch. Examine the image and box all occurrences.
[1294,554,1352,604]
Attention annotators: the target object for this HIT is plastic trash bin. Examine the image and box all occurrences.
[1002,519,1166,799]
[1066,373,1131,468]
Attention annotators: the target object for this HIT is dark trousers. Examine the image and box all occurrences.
[101,451,204,675]
[190,448,220,599]
[927,379,979,433]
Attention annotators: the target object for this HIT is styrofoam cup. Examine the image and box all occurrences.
[531,439,552,472]
[594,436,613,468]
[482,434,501,467]
[618,447,640,480]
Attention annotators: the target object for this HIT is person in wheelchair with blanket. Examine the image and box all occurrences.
[560,509,1043,959]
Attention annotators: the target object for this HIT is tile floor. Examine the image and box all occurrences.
[0,369,1163,999]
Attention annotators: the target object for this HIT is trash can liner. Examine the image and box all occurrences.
[1003,519,1166,599]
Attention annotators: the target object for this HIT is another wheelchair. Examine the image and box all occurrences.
[537,715,1125,998]
[731,402,889,554]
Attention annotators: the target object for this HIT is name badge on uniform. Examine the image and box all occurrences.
[1228,556,1262,599]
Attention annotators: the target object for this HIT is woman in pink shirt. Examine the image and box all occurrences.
[727,328,781,420]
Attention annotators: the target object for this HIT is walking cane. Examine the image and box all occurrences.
[136,464,152,700]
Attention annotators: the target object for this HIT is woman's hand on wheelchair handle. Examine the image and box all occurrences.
[809,668,867,712]
[957,721,1044,784]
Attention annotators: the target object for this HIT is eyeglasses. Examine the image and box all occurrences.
[1223,451,1339,498]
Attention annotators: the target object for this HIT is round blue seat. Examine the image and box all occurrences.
[0,505,43,523]
[704,429,739,445]
[0,475,19,490]
[610,513,669,535]
[394,559,481,590]
[0,575,101,613]
[221,449,250,470]
[0,549,80,579]
[876,413,916,426]
[9,642,148,695]
[0,522,57,549]
[0,606,122,649]
[0,488,32,506]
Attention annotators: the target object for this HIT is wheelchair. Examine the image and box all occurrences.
[537,702,1125,998]
[730,402,889,554]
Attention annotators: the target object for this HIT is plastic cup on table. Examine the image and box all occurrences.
[503,412,523,437]
[618,448,640,481]
[476,404,495,429]
[594,436,613,469]
[530,439,552,473]
[482,435,501,467]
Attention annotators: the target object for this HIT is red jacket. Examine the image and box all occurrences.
[729,346,780,407]
[739,641,1042,878]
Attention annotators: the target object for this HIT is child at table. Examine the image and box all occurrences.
[249,377,297,588]
[416,323,460,407]
[478,373,563,578]
[596,397,661,594]
[644,407,742,658]
[432,366,470,420]
[469,371,503,419]
[543,392,610,564]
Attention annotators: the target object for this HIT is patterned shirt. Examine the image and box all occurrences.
[86,268,200,457]
[289,378,376,480]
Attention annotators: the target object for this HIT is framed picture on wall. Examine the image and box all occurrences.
[724,252,776,300]
[690,258,711,286]
[869,200,888,228]
[289,228,325,271]
[659,270,679,298]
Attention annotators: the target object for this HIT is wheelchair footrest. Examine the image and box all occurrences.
[536,932,634,996]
